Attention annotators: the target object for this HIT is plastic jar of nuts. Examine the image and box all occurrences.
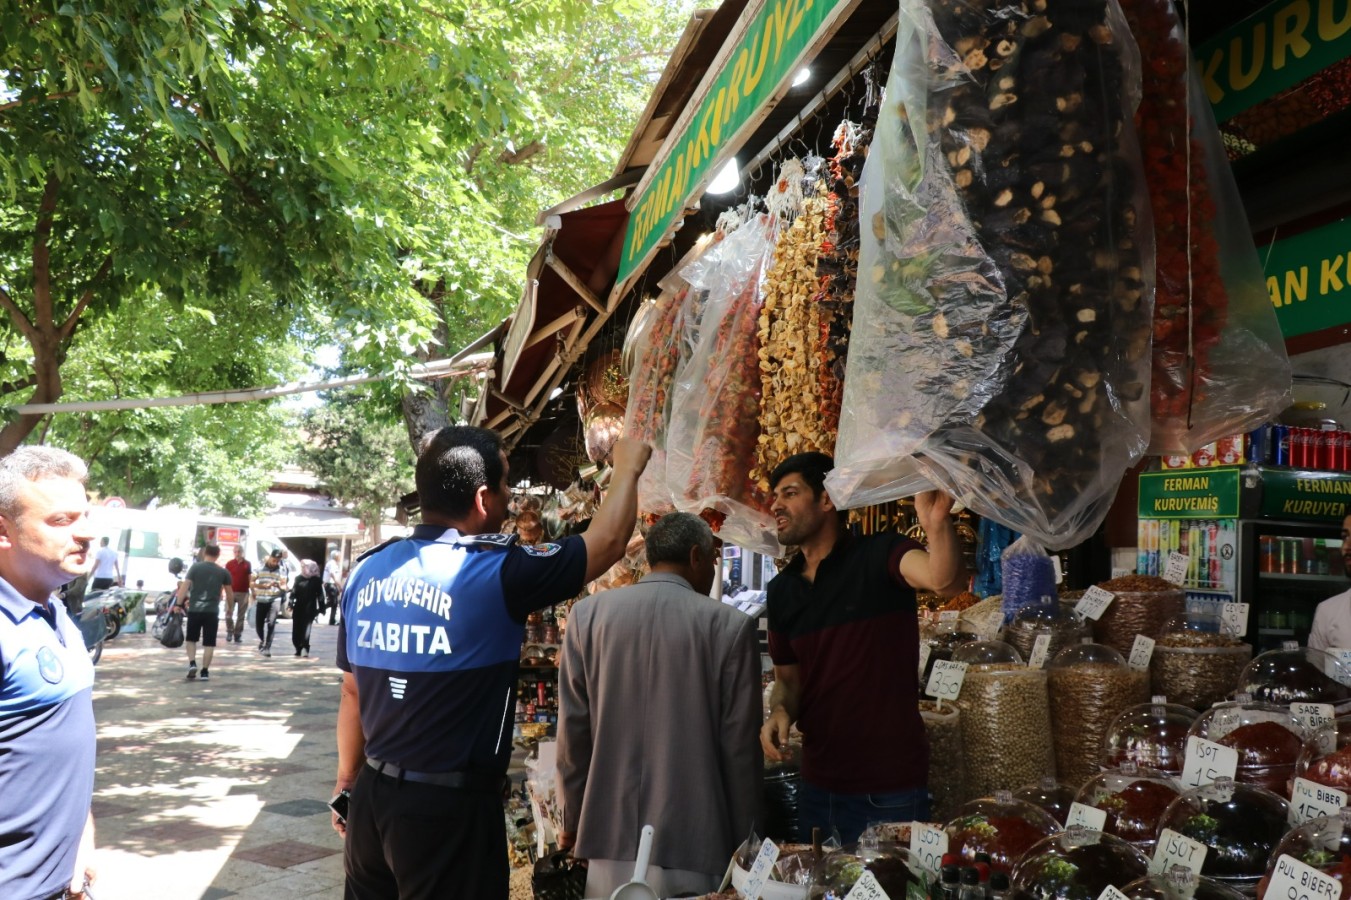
[1047,642,1151,790]
[919,700,965,821]
[951,641,1056,799]
[1004,605,1089,667]
[1075,763,1182,851]
[1236,643,1351,706]
[1150,616,1251,710]
[1101,696,1199,775]
[1089,574,1186,657]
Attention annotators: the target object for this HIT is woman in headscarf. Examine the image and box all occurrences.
[290,559,324,657]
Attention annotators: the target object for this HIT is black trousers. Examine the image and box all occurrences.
[254,600,277,646]
[344,764,508,900]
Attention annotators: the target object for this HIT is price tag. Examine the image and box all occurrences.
[741,837,780,900]
[925,659,969,703]
[1331,649,1351,687]
[1129,635,1156,671]
[1066,802,1108,831]
[1052,554,1064,584]
[1291,702,1336,734]
[1290,777,1349,826]
[1099,886,1131,900]
[1075,586,1116,621]
[918,643,932,678]
[1149,828,1208,874]
[1111,567,1132,579]
[939,610,960,623]
[909,822,948,875]
[1265,854,1342,900]
[1028,633,1052,669]
[1181,736,1239,789]
[1220,602,1250,637]
[1163,552,1189,586]
[845,870,891,900]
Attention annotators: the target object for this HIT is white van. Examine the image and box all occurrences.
[88,507,291,592]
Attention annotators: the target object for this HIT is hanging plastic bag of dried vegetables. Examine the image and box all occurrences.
[828,0,1156,551]
[623,287,689,520]
[667,216,779,554]
[1118,0,1290,454]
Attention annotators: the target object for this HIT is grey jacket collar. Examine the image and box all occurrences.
[639,571,697,592]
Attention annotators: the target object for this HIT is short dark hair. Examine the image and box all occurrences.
[203,544,221,559]
[769,452,834,497]
[645,512,715,567]
[416,426,506,518]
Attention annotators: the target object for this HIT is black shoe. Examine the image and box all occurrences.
[295,649,302,657]
[186,663,197,680]
[200,669,210,680]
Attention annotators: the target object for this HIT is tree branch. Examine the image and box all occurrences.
[0,374,38,397]
[498,140,544,165]
[32,171,60,331]
[0,86,102,114]
[190,138,268,210]
[0,284,38,343]
[58,254,115,342]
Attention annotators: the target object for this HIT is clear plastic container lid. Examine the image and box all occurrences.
[1075,767,1182,846]
[943,793,1060,873]
[1295,712,1351,792]
[807,842,929,898]
[1154,612,1248,650]
[1236,645,1351,705]
[1121,872,1248,900]
[1048,641,1129,670]
[952,640,1024,667]
[1256,811,1351,894]
[1156,780,1291,882]
[1012,777,1077,826]
[1102,699,1200,774]
[1009,605,1088,635]
[1009,829,1149,894]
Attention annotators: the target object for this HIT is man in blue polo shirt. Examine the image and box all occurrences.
[332,426,649,900]
[0,446,98,900]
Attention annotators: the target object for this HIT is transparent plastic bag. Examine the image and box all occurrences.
[826,0,1156,551]
[666,217,778,554]
[623,286,690,519]
[1001,536,1058,626]
[955,664,1056,799]
[1118,0,1291,453]
[920,701,966,820]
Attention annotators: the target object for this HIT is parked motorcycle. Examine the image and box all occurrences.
[84,588,131,640]
[75,603,105,665]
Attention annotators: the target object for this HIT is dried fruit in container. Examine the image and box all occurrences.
[1118,0,1290,453]
[828,0,1155,550]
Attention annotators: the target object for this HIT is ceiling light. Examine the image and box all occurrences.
[706,158,740,195]
[792,67,811,88]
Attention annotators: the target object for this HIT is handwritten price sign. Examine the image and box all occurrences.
[1220,602,1249,637]
[1149,828,1207,874]
[845,871,891,900]
[1290,778,1348,826]
[1163,552,1189,586]
[741,838,780,900]
[1128,635,1155,671]
[1028,633,1052,670]
[909,822,948,875]
[1181,736,1238,790]
[1075,586,1116,621]
[1266,854,1342,900]
[925,660,969,702]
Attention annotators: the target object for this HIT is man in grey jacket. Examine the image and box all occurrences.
[557,512,762,898]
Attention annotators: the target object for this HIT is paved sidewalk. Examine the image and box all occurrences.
[90,616,347,900]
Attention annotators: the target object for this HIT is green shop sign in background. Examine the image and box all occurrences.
[1261,468,1351,520]
[1261,215,1351,338]
[1139,468,1242,519]
[617,0,850,282]
[1198,0,1351,123]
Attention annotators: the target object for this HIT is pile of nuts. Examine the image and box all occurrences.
[754,185,835,491]
[1150,633,1251,710]
[1091,584,1185,656]
[1048,662,1150,789]
[920,701,966,820]
[956,664,1056,799]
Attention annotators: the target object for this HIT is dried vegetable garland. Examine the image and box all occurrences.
[623,287,687,520]
[753,180,834,492]
[1117,0,1227,428]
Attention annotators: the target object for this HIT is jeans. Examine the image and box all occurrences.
[797,781,931,844]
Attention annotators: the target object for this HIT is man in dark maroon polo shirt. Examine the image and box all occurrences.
[760,452,967,842]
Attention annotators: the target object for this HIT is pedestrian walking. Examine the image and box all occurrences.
[0,446,99,899]
[176,544,232,681]
[90,535,121,590]
[251,550,285,656]
[332,427,650,899]
[290,559,323,657]
[224,543,252,643]
[322,550,342,625]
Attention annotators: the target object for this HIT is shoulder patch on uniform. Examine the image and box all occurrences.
[520,542,562,557]
[460,532,518,548]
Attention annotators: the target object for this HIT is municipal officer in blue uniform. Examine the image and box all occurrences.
[333,426,649,899]
[0,447,99,900]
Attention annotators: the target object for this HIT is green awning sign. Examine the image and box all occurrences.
[1139,468,1243,519]
[1198,0,1351,123]
[617,0,852,283]
[1261,215,1351,338]
[1261,468,1351,520]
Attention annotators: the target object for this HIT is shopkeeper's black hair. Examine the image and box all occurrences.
[416,425,505,519]
[769,452,834,498]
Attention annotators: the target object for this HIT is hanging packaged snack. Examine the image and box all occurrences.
[667,217,778,554]
[624,286,690,520]
[827,0,1155,550]
[1000,536,1059,625]
[1117,0,1290,453]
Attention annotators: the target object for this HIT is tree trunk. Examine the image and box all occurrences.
[401,387,450,454]
[0,336,62,454]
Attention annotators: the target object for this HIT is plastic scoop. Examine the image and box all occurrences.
[609,824,657,900]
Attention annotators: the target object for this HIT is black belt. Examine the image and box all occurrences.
[366,757,504,792]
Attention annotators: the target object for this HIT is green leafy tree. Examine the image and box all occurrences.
[300,392,414,541]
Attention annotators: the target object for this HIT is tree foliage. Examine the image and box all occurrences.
[299,391,414,540]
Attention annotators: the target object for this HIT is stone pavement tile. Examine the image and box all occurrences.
[217,869,344,900]
[90,800,138,819]
[201,888,237,900]
[264,798,331,818]
[129,820,232,844]
[232,839,340,869]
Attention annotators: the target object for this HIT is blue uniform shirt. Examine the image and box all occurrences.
[0,578,96,900]
[337,525,586,773]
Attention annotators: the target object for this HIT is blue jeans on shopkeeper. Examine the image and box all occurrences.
[796,781,931,845]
